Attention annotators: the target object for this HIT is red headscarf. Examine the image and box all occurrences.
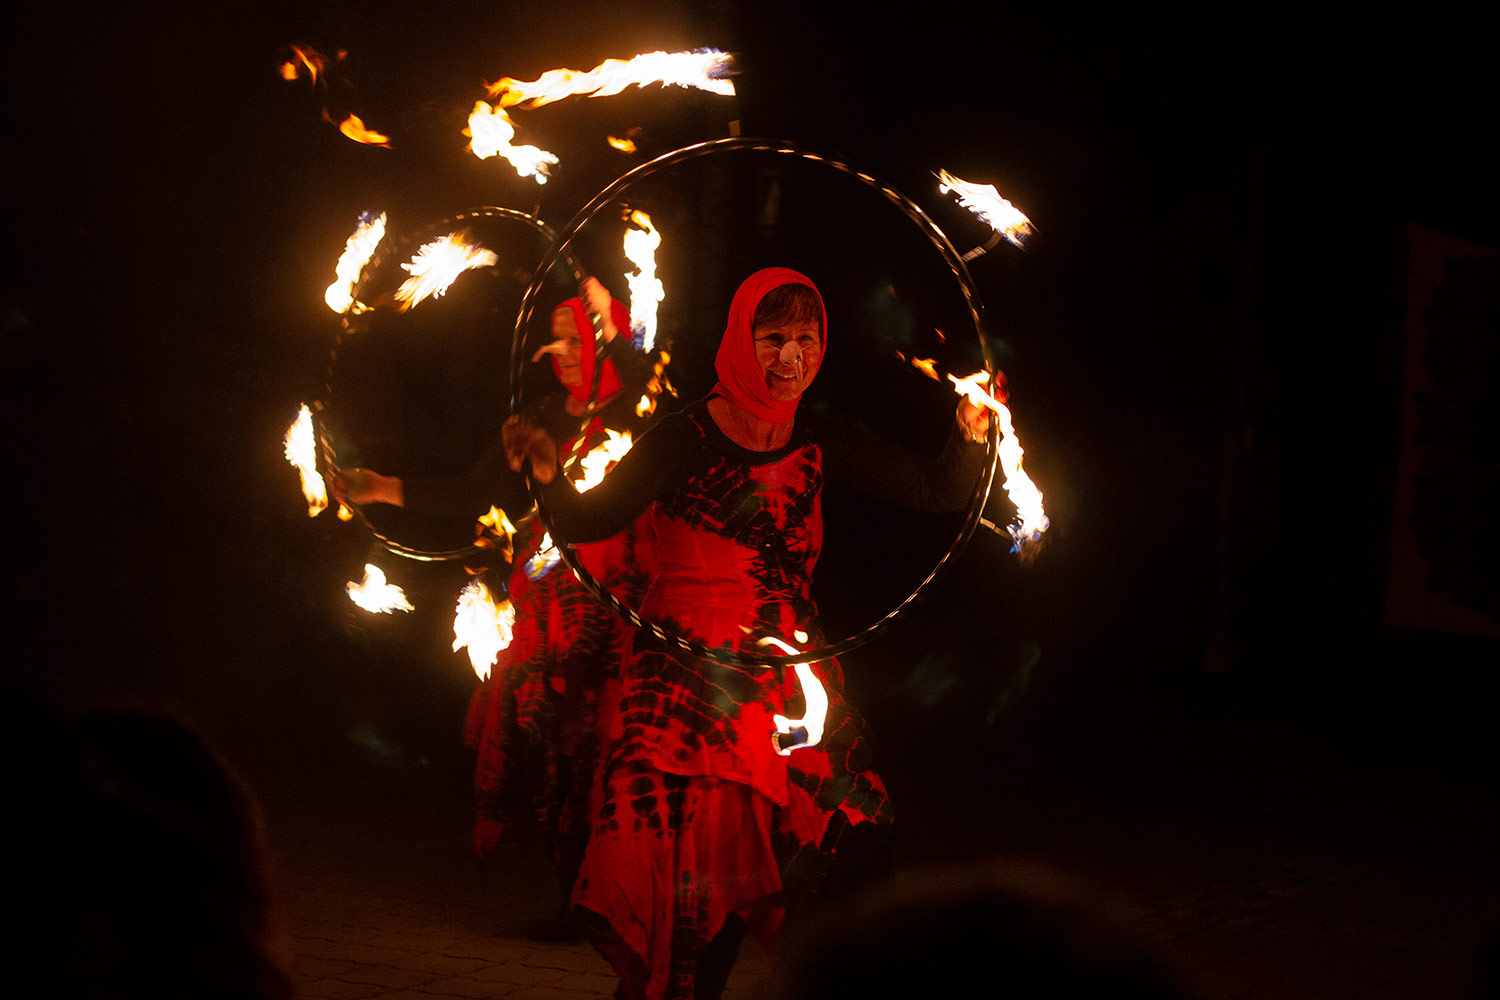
[711,267,826,423]
[552,296,630,404]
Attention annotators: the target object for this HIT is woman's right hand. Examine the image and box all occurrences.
[503,415,559,484]
[330,468,404,507]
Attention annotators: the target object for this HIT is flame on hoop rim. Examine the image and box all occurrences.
[486,50,735,109]
[453,580,515,682]
[325,212,386,314]
[756,630,827,755]
[284,404,328,516]
[936,169,1034,249]
[393,232,498,311]
[347,563,414,613]
[622,210,665,352]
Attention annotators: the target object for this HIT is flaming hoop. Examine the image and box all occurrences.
[516,138,1008,670]
[313,206,585,562]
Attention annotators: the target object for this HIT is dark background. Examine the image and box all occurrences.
[3,0,1496,911]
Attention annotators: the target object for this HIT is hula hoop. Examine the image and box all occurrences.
[516,138,1000,667]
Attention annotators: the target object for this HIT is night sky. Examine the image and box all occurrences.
[4,0,1497,828]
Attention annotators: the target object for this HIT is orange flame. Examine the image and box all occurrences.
[279,44,329,84]
[453,581,514,681]
[283,404,328,516]
[325,212,386,314]
[607,134,638,153]
[393,232,498,311]
[936,169,1034,248]
[336,113,390,147]
[476,505,517,562]
[347,564,414,614]
[486,50,734,109]
[464,101,559,183]
[636,348,674,417]
[575,430,634,492]
[948,371,1049,547]
[756,630,827,755]
[622,210,664,352]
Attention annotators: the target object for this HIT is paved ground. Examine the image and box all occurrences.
[246,661,1498,1000]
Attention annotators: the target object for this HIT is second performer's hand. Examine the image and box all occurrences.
[503,414,559,484]
[331,468,404,506]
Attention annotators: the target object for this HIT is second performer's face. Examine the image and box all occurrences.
[753,319,823,402]
[550,307,585,386]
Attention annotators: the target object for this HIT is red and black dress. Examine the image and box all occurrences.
[538,397,984,999]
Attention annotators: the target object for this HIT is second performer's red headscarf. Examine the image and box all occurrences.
[711,267,826,424]
[553,296,629,404]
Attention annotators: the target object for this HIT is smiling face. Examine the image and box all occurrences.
[753,319,823,401]
[549,306,585,386]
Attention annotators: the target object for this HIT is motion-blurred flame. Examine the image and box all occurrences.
[280,45,325,83]
[607,134,638,153]
[476,505,516,562]
[284,404,328,517]
[947,369,1050,549]
[757,630,826,755]
[453,580,514,681]
[575,430,633,492]
[325,211,386,314]
[393,232,497,311]
[486,50,735,109]
[524,532,562,581]
[936,169,1034,249]
[347,564,414,614]
[464,101,560,183]
[336,113,390,147]
[622,210,664,352]
[636,348,674,417]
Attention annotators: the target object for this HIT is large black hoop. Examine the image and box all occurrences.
[316,206,575,561]
[519,138,1000,668]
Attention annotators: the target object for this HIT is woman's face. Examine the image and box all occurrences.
[550,307,585,386]
[753,319,823,402]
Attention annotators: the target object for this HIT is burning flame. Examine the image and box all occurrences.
[525,532,562,581]
[336,113,390,147]
[622,210,664,352]
[280,45,328,84]
[607,134,638,153]
[476,505,517,562]
[636,348,674,417]
[393,232,498,311]
[757,630,827,755]
[465,101,560,183]
[936,169,1034,249]
[486,50,734,109]
[347,563,414,614]
[936,364,1050,549]
[325,212,387,314]
[575,430,634,492]
[284,404,328,516]
[453,580,514,681]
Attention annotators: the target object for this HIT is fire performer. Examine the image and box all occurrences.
[333,282,654,911]
[504,268,992,999]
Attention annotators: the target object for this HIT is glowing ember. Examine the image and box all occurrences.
[486,50,735,109]
[575,430,634,492]
[947,370,1050,549]
[936,169,1034,249]
[464,101,559,183]
[757,630,827,755]
[347,563,414,614]
[284,404,328,517]
[325,211,386,314]
[622,210,664,352]
[393,232,497,311]
[453,580,514,681]
[336,112,390,147]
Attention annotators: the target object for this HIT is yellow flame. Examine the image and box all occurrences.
[283,404,328,517]
[575,430,634,492]
[337,113,390,147]
[525,531,562,579]
[622,210,664,352]
[948,371,1049,545]
[453,580,515,681]
[909,355,941,380]
[486,50,735,109]
[756,633,827,755]
[636,349,675,417]
[607,135,637,153]
[393,232,497,311]
[464,101,559,183]
[476,505,517,562]
[347,563,414,614]
[325,212,386,314]
[936,169,1034,248]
